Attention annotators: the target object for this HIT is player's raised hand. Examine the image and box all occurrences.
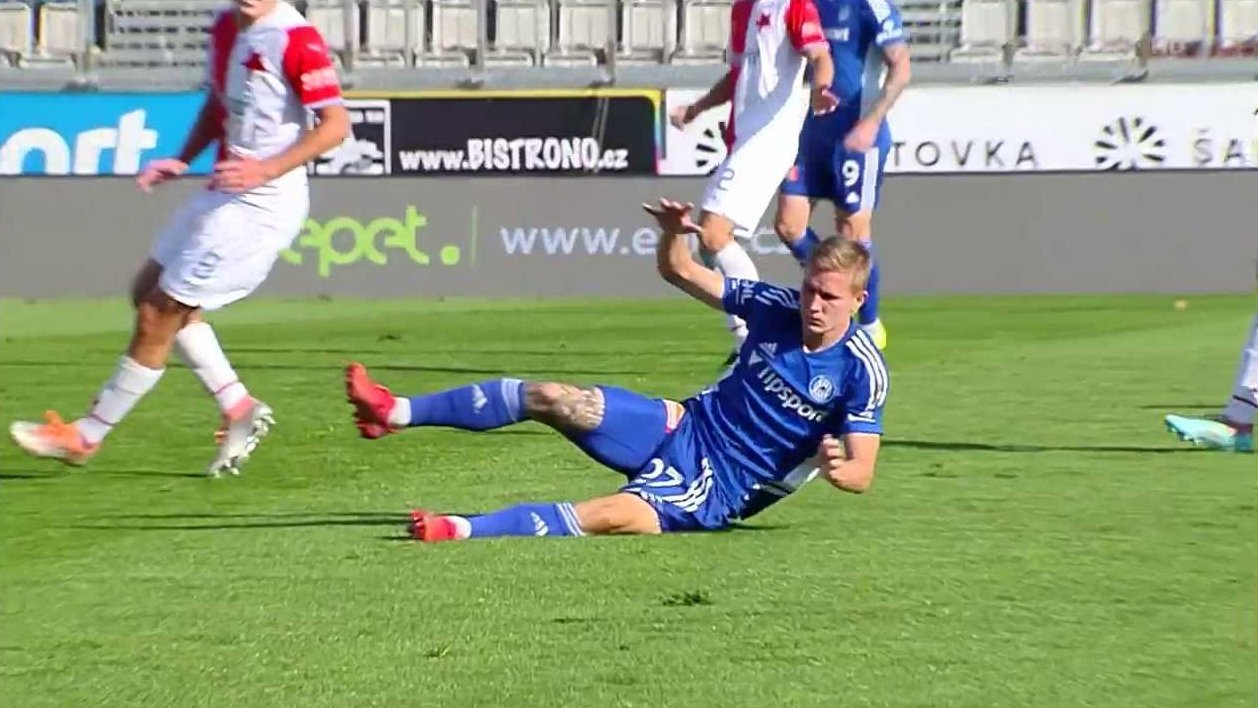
[642,198,701,234]
[212,155,271,193]
[843,118,879,153]
[810,88,839,116]
[135,158,188,193]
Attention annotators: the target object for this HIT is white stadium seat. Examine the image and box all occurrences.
[620,0,675,64]
[1154,0,1214,55]
[427,0,478,65]
[305,0,360,57]
[949,0,1015,63]
[490,0,550,65]
[0,1,32,63]
[546,0,610,67]
[1016,0,1085,60]
[674,0,730,64]
[362,0,423,66]
[1217,0,1258,52]
[1082,0,1152,59]
[34,1,79,66]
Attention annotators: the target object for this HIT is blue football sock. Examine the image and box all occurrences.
[787,227,821,267]
[408,378,525,431]
[466,502,584,538]
[859,241,881,325]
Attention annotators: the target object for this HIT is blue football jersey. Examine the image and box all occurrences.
[683,278,889,518]
[806,0,905,135]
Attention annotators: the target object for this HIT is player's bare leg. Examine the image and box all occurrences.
[130,258,275,472]
[774,193,820,266]
[835,208,886,350]
[411,493,662,542]
[346,364,603,439]
[697,210,759,359]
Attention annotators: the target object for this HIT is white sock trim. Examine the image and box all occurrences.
[388,397,411,428]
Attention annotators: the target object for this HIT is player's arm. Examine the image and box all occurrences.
[816,433,879,493]
[676,70,736,126]
[861,42,911,129]
[644,198,726,311]
[850,1,911,141]
[788,0,837,113]
[258,102,349,180]
[176,95,224,165]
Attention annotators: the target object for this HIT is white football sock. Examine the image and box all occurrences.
[713,242,758,349]
[1223,312,1258,426]
[76,356,164,444]
[174,321,249,414]
[388,397,411,427]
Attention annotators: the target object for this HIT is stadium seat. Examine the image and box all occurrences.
[0,1,32,64]
[1153,0,1214,55]
[427,0,477,65]
[545,0,610,67]
[305,0,360,60]
[491,0,550,66]
[673,0,730,64]
[901,0,963,62]
[620,0,675,64]
[33,1,79,67]
[948,0,1015,63]
[101,0,219,67]
[1081,0,1152,59]
[1217,0,1258,54]
[363,0,423,66]
[1015,0,1085,61]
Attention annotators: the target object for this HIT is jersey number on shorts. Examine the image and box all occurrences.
[842,159,860,188]
[715,167,736,193]
[191,251,222,280]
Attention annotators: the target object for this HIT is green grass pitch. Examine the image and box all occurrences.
[1,294,1254,707]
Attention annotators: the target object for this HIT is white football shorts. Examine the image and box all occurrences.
[700,129,800,237]
[150,188,308,311]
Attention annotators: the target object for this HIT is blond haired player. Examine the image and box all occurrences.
[344,198,888,542]
[9,0,349,476]
[670,0,837,359]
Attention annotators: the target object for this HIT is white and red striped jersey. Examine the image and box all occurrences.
[724,0,826,150]
[206,2,342,193]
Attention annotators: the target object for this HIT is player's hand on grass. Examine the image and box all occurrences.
[212,155,273,193]
[810,88,839,116]
[135,158,188,193]
[843,118,878,153]
[669,104,698,130]
[642,198,701,234]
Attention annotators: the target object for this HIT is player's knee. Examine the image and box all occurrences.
[774,213,807,241]
[130,261,162,309]
[523,382,569,417]
[135,288,192,340]
[574,495,662,535]
[836,211,873,241]
[697,214,734,252]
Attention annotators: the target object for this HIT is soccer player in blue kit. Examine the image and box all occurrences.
[774,0,912,351]
[344,198,888,541]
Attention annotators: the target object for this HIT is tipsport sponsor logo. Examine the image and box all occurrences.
[757,368,829,423]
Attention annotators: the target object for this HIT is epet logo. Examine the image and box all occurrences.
[0,92,211,175]
[280,206,465,277]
